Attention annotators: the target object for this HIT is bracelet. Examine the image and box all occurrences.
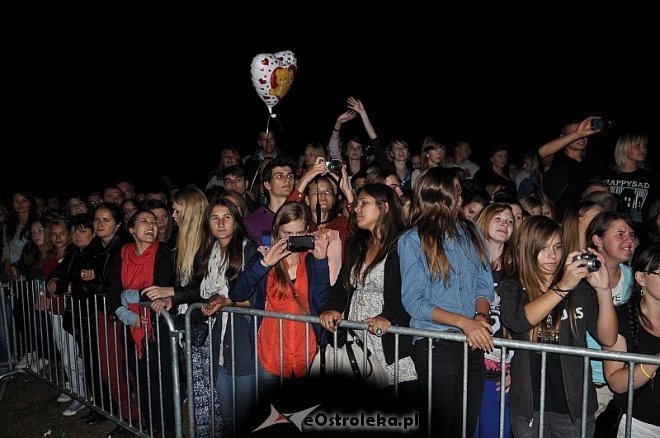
[332,127,340,132]
[640,364,656,379]
[260,259,271,269]
[552,288,568,299]
[552,285,575,293]
[474,312,490,320]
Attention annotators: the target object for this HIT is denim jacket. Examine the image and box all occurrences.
[398,226,494,339]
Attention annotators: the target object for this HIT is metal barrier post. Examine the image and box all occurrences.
[158,309,184,438]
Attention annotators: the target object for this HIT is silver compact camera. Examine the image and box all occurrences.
[573,252,601,272]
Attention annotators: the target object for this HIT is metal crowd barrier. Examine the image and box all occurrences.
[182,304,659,438]
[3,278,658,438]
[0,279,184,438]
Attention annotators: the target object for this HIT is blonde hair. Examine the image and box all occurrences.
[474,203,514,269]
[614,132,648,170]
[172,185,209,286]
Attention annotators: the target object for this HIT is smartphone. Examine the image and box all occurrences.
[287,235,315,252]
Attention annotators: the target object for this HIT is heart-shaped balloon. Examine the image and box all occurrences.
[250,50,297,113]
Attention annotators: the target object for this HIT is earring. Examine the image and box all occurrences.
[641,288,645,296]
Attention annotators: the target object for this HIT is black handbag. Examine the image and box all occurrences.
[594,400,624,438]
[174,310,210,348]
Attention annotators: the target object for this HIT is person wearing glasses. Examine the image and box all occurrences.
[603,244,659,437]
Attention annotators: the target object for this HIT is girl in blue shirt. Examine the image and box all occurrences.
[399,167,494,437]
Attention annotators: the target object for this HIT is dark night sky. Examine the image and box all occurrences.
[3,28,657,204]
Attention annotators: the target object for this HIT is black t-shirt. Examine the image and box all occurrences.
[542,152,605,220]
[612,305,660,426]
[603,168,659,224]
[530,300,569,414]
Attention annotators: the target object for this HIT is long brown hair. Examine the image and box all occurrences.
[200,198,248,286]
[506,216,577,342]
[410,167,488,284]
[271,202,312,297]
[342,184,403,291]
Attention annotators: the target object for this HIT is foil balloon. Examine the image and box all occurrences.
[250,50,297,114]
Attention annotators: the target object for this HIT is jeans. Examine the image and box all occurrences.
[510,410,595,438]
[51,314,85,396]
[475,379,512,438]
[216,365,255,437]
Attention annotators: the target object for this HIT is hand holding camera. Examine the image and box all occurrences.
[561,250,609,293]
[260,238,291,269]
[590,118,614,131]
[311,230,330,260]
[572,252,601,272]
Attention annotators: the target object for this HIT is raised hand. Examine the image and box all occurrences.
[337,110,357,124]
[261,238,291,268]
[584,249,610,291]
[347,97,366,114]
[311,229,330,260]
[557,251,591,291]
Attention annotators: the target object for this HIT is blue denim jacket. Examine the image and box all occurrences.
[398,226,494,338]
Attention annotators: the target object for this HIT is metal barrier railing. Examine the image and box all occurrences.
[181,304,659,438]
[3,278,659,438]
[0,279,184,438]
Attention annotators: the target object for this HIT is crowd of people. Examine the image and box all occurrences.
[1,97,659,437]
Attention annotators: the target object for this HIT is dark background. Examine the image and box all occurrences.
[2,29,657,204]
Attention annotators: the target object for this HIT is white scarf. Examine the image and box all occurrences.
[200,241,229,299]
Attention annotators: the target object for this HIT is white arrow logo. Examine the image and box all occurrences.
[253,403,321,433]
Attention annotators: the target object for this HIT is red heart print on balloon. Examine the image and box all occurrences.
[250,50,297,113]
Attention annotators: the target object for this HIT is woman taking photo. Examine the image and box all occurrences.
[603,244,659,437]
[399,167,494,437]
[499,215,618,436]
[319,184,416,393]
[229,202,330,393]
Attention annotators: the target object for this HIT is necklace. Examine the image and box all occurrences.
[537,313,560,344]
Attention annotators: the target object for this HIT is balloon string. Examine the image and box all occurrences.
[265,112,283,135]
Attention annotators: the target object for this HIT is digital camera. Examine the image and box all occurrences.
[590,118,614,130]
[573,252,601,272]
[326,159,343,175]
[287,235,315,252]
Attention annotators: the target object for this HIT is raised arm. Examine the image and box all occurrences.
[329,110,357,157]
[347,97,377,140]
[537,116,599,167]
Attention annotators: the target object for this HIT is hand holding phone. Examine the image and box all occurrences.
[287,235,315,252]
